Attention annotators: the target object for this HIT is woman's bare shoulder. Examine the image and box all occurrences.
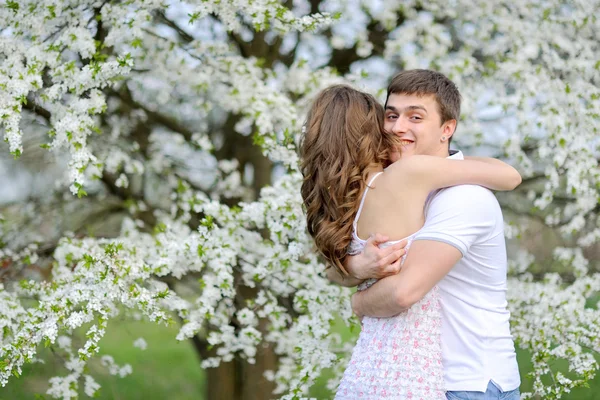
[383,155,437,181]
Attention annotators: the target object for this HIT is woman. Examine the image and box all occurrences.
[300,85,521,399]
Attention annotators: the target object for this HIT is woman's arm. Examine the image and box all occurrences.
[326,265,363,287]
[463,155,517,167]
[392,155,522,192]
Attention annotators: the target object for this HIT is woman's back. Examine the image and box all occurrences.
[354,169,431,243]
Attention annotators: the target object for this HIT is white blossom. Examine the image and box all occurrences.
[133,338,148,351]
[0,0,599,399]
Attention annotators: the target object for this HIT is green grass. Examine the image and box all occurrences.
[0,318,205,400]
[1,318,599,400]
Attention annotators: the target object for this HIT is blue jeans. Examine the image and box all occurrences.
[446,381,520,400]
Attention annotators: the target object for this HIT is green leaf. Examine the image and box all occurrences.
[176,179,187,194]
[103,242,123,257]
[188,12,200,24]
[83,254,95,269]
[153,289,170,299]
[47,5,56,19]
[77,185,87,198]
[131,37,143,48]
[6,1,19,12]
[252,131,265,147]
[542,8,551,20]
[201,215,214,229]
[117,53,132,67]
[154,222,167,234]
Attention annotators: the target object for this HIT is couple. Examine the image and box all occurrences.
[300,70,521,399]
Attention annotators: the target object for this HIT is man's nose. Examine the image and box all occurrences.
[391,117,408,135]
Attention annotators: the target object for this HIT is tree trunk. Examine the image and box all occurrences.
[191,326,278,400]
[192,135,275,398]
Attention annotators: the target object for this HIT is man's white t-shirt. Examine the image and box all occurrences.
[413,151,521,392]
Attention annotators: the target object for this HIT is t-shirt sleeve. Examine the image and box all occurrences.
[413,185,498,257]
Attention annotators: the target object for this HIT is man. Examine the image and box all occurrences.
[330,70,521,400]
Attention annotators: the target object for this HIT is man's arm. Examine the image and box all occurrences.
[351,240,461,317]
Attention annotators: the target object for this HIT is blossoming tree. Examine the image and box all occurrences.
[0,0,599,399]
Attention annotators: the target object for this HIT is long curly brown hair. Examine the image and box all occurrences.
[300,85,400,275]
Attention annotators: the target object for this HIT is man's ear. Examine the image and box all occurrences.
[442,119,457,141]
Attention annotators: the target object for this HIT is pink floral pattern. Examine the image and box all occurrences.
[336,237,445,399]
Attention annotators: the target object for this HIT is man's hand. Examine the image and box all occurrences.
[345,234,407,281]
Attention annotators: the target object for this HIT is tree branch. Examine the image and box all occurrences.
[23,98,52,122]
[154,11,195,43]
[111,85,194,141]
[328,20,390,74]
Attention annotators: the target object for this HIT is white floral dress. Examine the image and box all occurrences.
[336,172,445,400]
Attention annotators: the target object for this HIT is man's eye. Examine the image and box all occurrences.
[410,116,422,120]
[386,114,398,120]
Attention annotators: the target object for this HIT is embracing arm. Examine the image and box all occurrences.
[351,240,461,317]
[326,266,363,287]
[393,155,522,192]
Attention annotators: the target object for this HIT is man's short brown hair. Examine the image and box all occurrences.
[386,69,461,143]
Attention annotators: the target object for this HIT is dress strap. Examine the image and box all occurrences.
[353,172,384,233]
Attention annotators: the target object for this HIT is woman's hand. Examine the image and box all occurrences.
[345,234,407,280]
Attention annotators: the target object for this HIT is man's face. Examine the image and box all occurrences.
[384,93,454,161]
